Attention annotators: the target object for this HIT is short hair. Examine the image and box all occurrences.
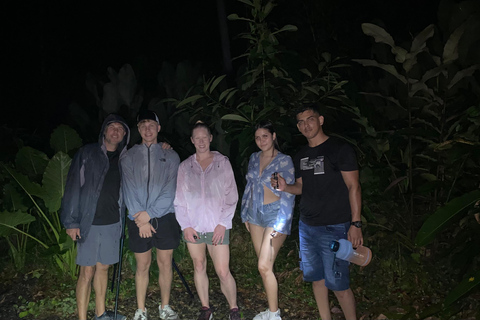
[295,103,322,117]
[191,120,211,136]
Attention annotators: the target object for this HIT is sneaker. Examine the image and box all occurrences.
[159,305,179,320]
[229,307,241,320]
[133,308,148,320]
[252,309,281,320]
[95,310,127,320]
[197,306,213,320]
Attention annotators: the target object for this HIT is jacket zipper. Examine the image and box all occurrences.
[146,145,150,207]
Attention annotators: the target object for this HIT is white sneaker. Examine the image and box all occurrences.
[253,309,281,320]
[134,308,148,320]
[159,305,179,320]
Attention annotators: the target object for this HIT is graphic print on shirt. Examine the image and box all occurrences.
[300,156,325,175]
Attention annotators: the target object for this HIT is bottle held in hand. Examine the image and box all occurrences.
[330,239,372,266]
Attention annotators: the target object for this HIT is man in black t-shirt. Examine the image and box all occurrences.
[275,104,363,320]
[61,114,130,320]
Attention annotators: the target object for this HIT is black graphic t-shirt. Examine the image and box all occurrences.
[294,137,358,226]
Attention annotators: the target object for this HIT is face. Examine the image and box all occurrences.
[191,127,212,154]
[255,128,276,152]
[138,120,160,145]
[104,122,126,149]
[296,110,324,140]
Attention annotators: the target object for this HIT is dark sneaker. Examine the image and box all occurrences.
[229,308,241,320]
[197,306,213,320]
[95,310,127,320]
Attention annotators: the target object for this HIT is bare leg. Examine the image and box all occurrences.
[93,262,110,316]
[334,288,356,320]
[77,265,95,320]
[156,248,174,308]
[207,243,238,309]
[249,224,286,312]
[313,279,331,320]
[187,242,209,307]
[135,250,152,311]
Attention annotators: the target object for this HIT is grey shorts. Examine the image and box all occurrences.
[76,222,121,266]
[183,229,230,245]
[247,200,280,229]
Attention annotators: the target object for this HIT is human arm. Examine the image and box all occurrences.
[341,170,363,247]
[218,158,238,228]
[120,152,147,220]
[272,175,303,195]
[138,222,156,238]
[174,161,195,231]
[271,156,296,235]
[66,228,81,241]
[60,149,84,230]
[145,151,180,218]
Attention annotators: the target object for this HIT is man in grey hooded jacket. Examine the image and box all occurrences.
[61,114,130,320]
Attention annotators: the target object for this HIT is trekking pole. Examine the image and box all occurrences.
[172,258,194,299]
[114,212,127,319]
[110,264,117,292]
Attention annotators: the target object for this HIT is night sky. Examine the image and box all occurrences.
[4,0,441,144]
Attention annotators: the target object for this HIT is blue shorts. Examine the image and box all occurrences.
[299,220,351,291]
[247,200,280,229]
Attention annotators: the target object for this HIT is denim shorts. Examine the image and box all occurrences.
[299,220,351,291]
[247,200,280,229]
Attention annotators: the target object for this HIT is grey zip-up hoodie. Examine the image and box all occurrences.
[121,142,180,220]
[60,114,130,243]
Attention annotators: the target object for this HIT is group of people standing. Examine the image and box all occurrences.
[61,103,363,320]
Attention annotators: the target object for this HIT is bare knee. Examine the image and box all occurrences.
[216,267,232,283]
[257,261,273,277]
[193,258,207,274]
[313,279,327,290]
[96,262,110,273]
[333,288,352,299]
[136,260,151,274]
[78,266,95,283]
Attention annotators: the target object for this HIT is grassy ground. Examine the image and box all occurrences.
[1,216,479,320]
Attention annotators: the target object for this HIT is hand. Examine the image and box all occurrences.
[139,223,155,238]
[133,211,150,228]
[212,224,226,245]
[183,227,199,243]
[271,173,286,191]
[348,226,363,248]
[66,228,80,241]
[162,142,172,150]
[244,221,250,233]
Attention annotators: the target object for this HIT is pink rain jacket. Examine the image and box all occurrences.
[174,151,238,233]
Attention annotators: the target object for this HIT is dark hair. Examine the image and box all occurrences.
[255,120,281,153]
[295,103,322,117]
[191,120,212,136]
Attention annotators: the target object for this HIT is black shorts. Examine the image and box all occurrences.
[127,212,181,253]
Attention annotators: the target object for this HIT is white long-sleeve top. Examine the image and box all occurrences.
[174,151,238,233]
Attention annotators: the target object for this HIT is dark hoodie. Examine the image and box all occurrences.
[60,114,130,243]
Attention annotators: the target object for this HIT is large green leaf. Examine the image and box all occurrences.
[448,65,480,89]
[361,23,395,47]
[410,24,435,53]
[2,164,44,199]
[444,269,480,307]
[15,146,49,178]
[0,211,36,236]
[50,125,82,154]
[221,114,250,123]
[3,184,28,212]
[443,22,466,64]
[42,152,72,212]
[415,190,480,246]
[352,59,407,84]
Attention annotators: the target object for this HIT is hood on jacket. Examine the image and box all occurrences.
[99,114,130,152]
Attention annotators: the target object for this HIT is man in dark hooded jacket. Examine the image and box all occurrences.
[61,114,130,320]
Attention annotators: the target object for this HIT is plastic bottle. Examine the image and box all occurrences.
[330,239,372,266]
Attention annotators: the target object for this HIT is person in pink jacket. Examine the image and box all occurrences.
[174,121,240,320]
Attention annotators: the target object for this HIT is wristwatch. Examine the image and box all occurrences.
[351,221,362,228]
